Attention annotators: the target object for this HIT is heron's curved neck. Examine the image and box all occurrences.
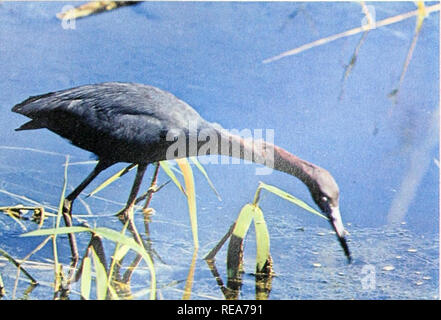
[215,129,317,188]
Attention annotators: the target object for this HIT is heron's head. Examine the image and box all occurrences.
[308,167,352,263]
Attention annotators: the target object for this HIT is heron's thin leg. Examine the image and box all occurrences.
[117,163,148,244]
[143,162,160,210]
[63,160,114,268]
[121,163,163,284]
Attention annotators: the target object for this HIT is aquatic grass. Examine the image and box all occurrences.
[0,206,28,231]
[90,245,108,300]
[227,204,253,279]
[6,154,158,299]
[0,205,46,229]
[80,158,201,253]
[6,153,217,299]
[0,248,38,285]
[204,180,332,298]
[227,204,270,277]
[113,244,131,262]
[6,133,219,300]
[338,2,372,100]
[80,254,92,300]
[160,160,186,195]
[231,204,254,241]
[13,236,53,300]
[263,2,439,108]
[211,181,329,285]
[0,189,59,220]
[88,164,136,198]
[263,3,440,63]
[176,158,199,249]
[388,2,429,104]
[107,220,142,299]
[189,157,222,201]
[89,227,156,300]
[162,158,222,201]
[162,158,221,250]
[252,206,270,272]
[22,226,157,300]
[79,236,119,300]
[339,32,369,100]
[182,249,198,300]
[51,155,70,296]
[0,233,55,299]
[255,182,327,220]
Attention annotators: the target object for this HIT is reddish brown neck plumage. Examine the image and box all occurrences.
[215,129,317,189]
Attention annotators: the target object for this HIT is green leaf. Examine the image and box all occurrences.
[21,226,90,237]
[176,158,198,249]
[53,155,70,275]
[113,244,130,261]
[252,205,270,272]
[91,246,108,300]
[232,204,254,239]
[89,164,136,197]
[80,255,92,300]
[159,160,186,195]
[189,157,222,201]
[55,156,69,229]
[91,227,156,300]
[22,226,156,299]
[258,182,328,220]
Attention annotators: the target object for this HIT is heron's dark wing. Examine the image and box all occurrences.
[13,82,207,134]
[12,82,212,161]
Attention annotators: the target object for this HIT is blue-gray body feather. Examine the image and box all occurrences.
[12,82,214,163]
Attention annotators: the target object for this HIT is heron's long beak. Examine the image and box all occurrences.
[326,205,352,263]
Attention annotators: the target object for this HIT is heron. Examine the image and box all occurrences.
[12,82,351,265]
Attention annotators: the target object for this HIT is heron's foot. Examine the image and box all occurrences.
[117,205,134,225]
[116,206,145,247]
[62,198,72,217]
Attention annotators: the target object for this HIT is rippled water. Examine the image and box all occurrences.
[0,204,438,300]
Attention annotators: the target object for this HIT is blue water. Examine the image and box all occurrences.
[0,1,438,299]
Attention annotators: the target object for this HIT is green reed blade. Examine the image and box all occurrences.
[189,157,221,201]
[89,164,136,197]
[159,160,186,195]
[232,204,254,239]
[91,246,108,300]
[80,255,92,300]
[258,182,328,220]
[176,158,198,249]
[252,205,270,272]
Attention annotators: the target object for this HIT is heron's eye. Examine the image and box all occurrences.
[321,196,328,203]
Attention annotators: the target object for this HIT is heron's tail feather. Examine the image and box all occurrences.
[11,92,55,115]
[15,119,46,131]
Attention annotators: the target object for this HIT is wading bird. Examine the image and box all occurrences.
[12,82,351,264]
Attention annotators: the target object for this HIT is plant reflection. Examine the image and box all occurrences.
[205,256,273,300]
[204,222,274,300]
